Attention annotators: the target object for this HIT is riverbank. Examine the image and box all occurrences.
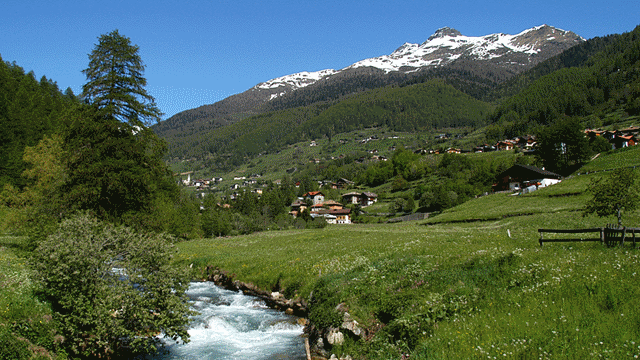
[203,266,342,360]
[174,168,640,359]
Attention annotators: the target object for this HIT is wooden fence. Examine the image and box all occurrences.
[538,225,640,247]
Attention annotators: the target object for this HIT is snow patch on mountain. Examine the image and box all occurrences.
[255,69,338,90]
[256,25,582,99]
[347,24,581,73]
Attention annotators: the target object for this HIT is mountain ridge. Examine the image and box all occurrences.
[153,25,584,159]
[252,25,583,99]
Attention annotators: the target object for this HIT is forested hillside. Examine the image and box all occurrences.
[0,55,79,187]
[487,33,619,102]
[169,80,492,170]
[486,25,640,140]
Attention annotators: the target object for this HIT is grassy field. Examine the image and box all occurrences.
[174,149,640,359]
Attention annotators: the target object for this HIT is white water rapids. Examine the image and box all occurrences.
[152,282,307,359]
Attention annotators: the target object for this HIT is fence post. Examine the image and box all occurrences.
[539,231,544,247]
[621,227,627,247]
[600,227,605,245]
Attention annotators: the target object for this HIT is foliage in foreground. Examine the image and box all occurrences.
[0,236,66,360]
[32,213,193,358]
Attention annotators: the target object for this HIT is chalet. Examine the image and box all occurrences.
[312,208,352,224]
[342,192,361,205]
[303,191,325,205]
[371,155,388,161]
[611,135,637,149]
[515,136,536,149]
[445,148,461,154]
[289,200,308,217]
[361,192,378,206]
[474,144,496,153]
[496,140,515,151]
[493,164,562,192]
[332,178,355,189]
[320,200,345,210]
[341,192,378,207]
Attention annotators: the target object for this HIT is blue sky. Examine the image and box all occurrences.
[2,0,639,120]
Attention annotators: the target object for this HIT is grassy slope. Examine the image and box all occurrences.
[175,146,640,359]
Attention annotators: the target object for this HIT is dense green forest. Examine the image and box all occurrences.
[486,25,640,139]
[0,55,78,188]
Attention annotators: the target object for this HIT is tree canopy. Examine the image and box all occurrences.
[536,117,591,173]
[33,213,193,357]
[81,29,162,127]
[584,168,640,226]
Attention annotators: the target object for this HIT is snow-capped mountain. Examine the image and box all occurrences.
[253,25,583,100]
[155,25,583,145]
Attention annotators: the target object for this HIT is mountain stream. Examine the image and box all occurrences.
[152,281,307,359]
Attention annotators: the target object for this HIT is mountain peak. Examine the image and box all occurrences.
[428,27,463,41]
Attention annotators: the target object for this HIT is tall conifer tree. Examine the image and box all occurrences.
[81,29,162,127]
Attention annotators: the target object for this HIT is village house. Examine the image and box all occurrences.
[493,164,562,192]
[319,200,344,210]
[312,208,352,224]
[496,140,515,151]
[332,178,355,189]
[585,127,639,150]
[303,191,325,205]
[289,199,307,217]
[342,192,361,205]
[611,134,637,149]
[341,192,378,207]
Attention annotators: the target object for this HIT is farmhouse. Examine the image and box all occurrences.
[493,164,562,192]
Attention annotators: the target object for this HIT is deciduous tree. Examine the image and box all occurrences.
[33,213,193,358]
[583,168,640,226]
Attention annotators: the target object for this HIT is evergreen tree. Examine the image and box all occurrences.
[81,29,162,127]
[536,117,590,173]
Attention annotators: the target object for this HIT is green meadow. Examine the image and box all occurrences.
[174,147,640,359]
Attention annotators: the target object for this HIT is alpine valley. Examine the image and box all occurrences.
[153,25,631,173]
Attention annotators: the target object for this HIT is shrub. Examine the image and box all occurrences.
[32,213,194,358]
[0,325,31,360]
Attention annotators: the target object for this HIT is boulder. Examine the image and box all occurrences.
[326,327,344,345]
[341,312,363,337]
